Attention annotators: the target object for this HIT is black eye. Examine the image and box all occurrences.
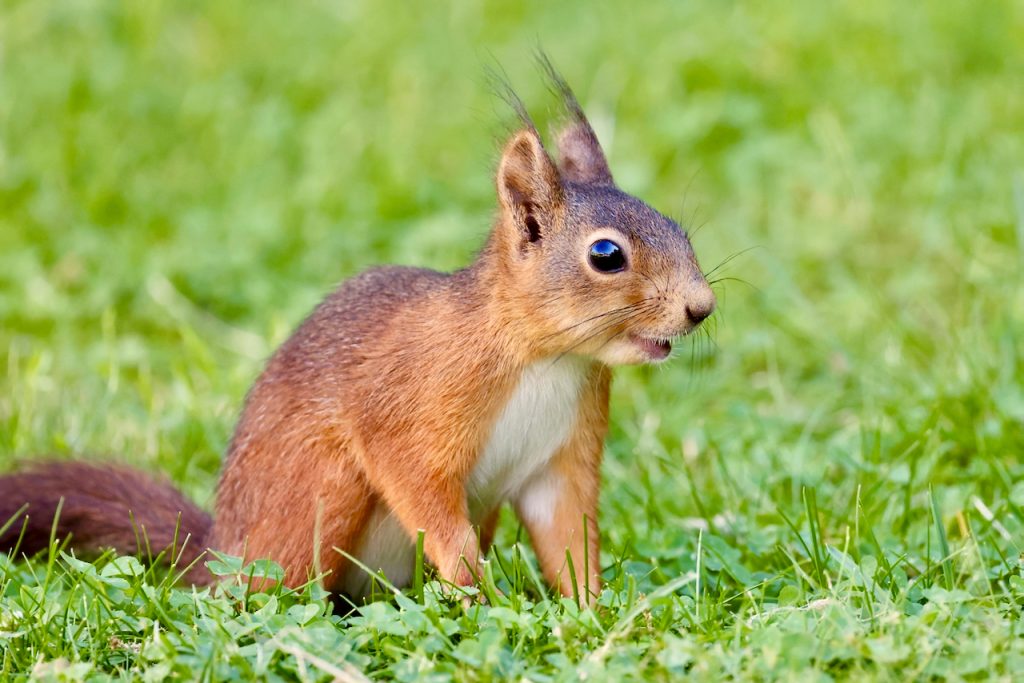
[588,239,626,273]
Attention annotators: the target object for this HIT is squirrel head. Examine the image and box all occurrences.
[488,66,715,366]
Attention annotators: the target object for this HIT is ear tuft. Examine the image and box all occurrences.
[496,129,563,244]
[536,53,614,186]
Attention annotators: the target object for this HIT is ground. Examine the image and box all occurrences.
[1,0,1023,680]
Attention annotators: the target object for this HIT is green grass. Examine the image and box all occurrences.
[2,0,1023,679]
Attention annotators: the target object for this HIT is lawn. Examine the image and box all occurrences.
[2,0,1023,679]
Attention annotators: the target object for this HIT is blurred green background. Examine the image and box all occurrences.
[2,0,1023,677]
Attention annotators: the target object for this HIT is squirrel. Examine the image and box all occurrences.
[0,64,715,606]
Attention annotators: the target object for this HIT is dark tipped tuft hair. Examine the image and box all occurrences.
[484,60,538,135]
[535,50,589,128]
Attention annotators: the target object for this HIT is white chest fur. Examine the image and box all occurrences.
[342,357,588,598]
[466,357,588,518]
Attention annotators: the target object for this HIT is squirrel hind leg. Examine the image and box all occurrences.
[212,437,376,594]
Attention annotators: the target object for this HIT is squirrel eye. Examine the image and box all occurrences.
[588,239,626,273]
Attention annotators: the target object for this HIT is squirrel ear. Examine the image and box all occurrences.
[556,121,613,186]
[496,129,564,243]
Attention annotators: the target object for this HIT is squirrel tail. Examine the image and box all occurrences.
[0,461,213,583]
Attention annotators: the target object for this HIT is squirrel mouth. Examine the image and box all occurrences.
[629,333,672,360]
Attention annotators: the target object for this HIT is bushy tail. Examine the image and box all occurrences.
[0,461,213,583]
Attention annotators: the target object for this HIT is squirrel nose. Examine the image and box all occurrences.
[685,291,716,325]
[686,303,712,324]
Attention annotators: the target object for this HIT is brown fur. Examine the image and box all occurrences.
[0,462,211,583]
[0,66,714,605]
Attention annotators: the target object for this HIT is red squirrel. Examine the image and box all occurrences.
[0,66,715,605]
